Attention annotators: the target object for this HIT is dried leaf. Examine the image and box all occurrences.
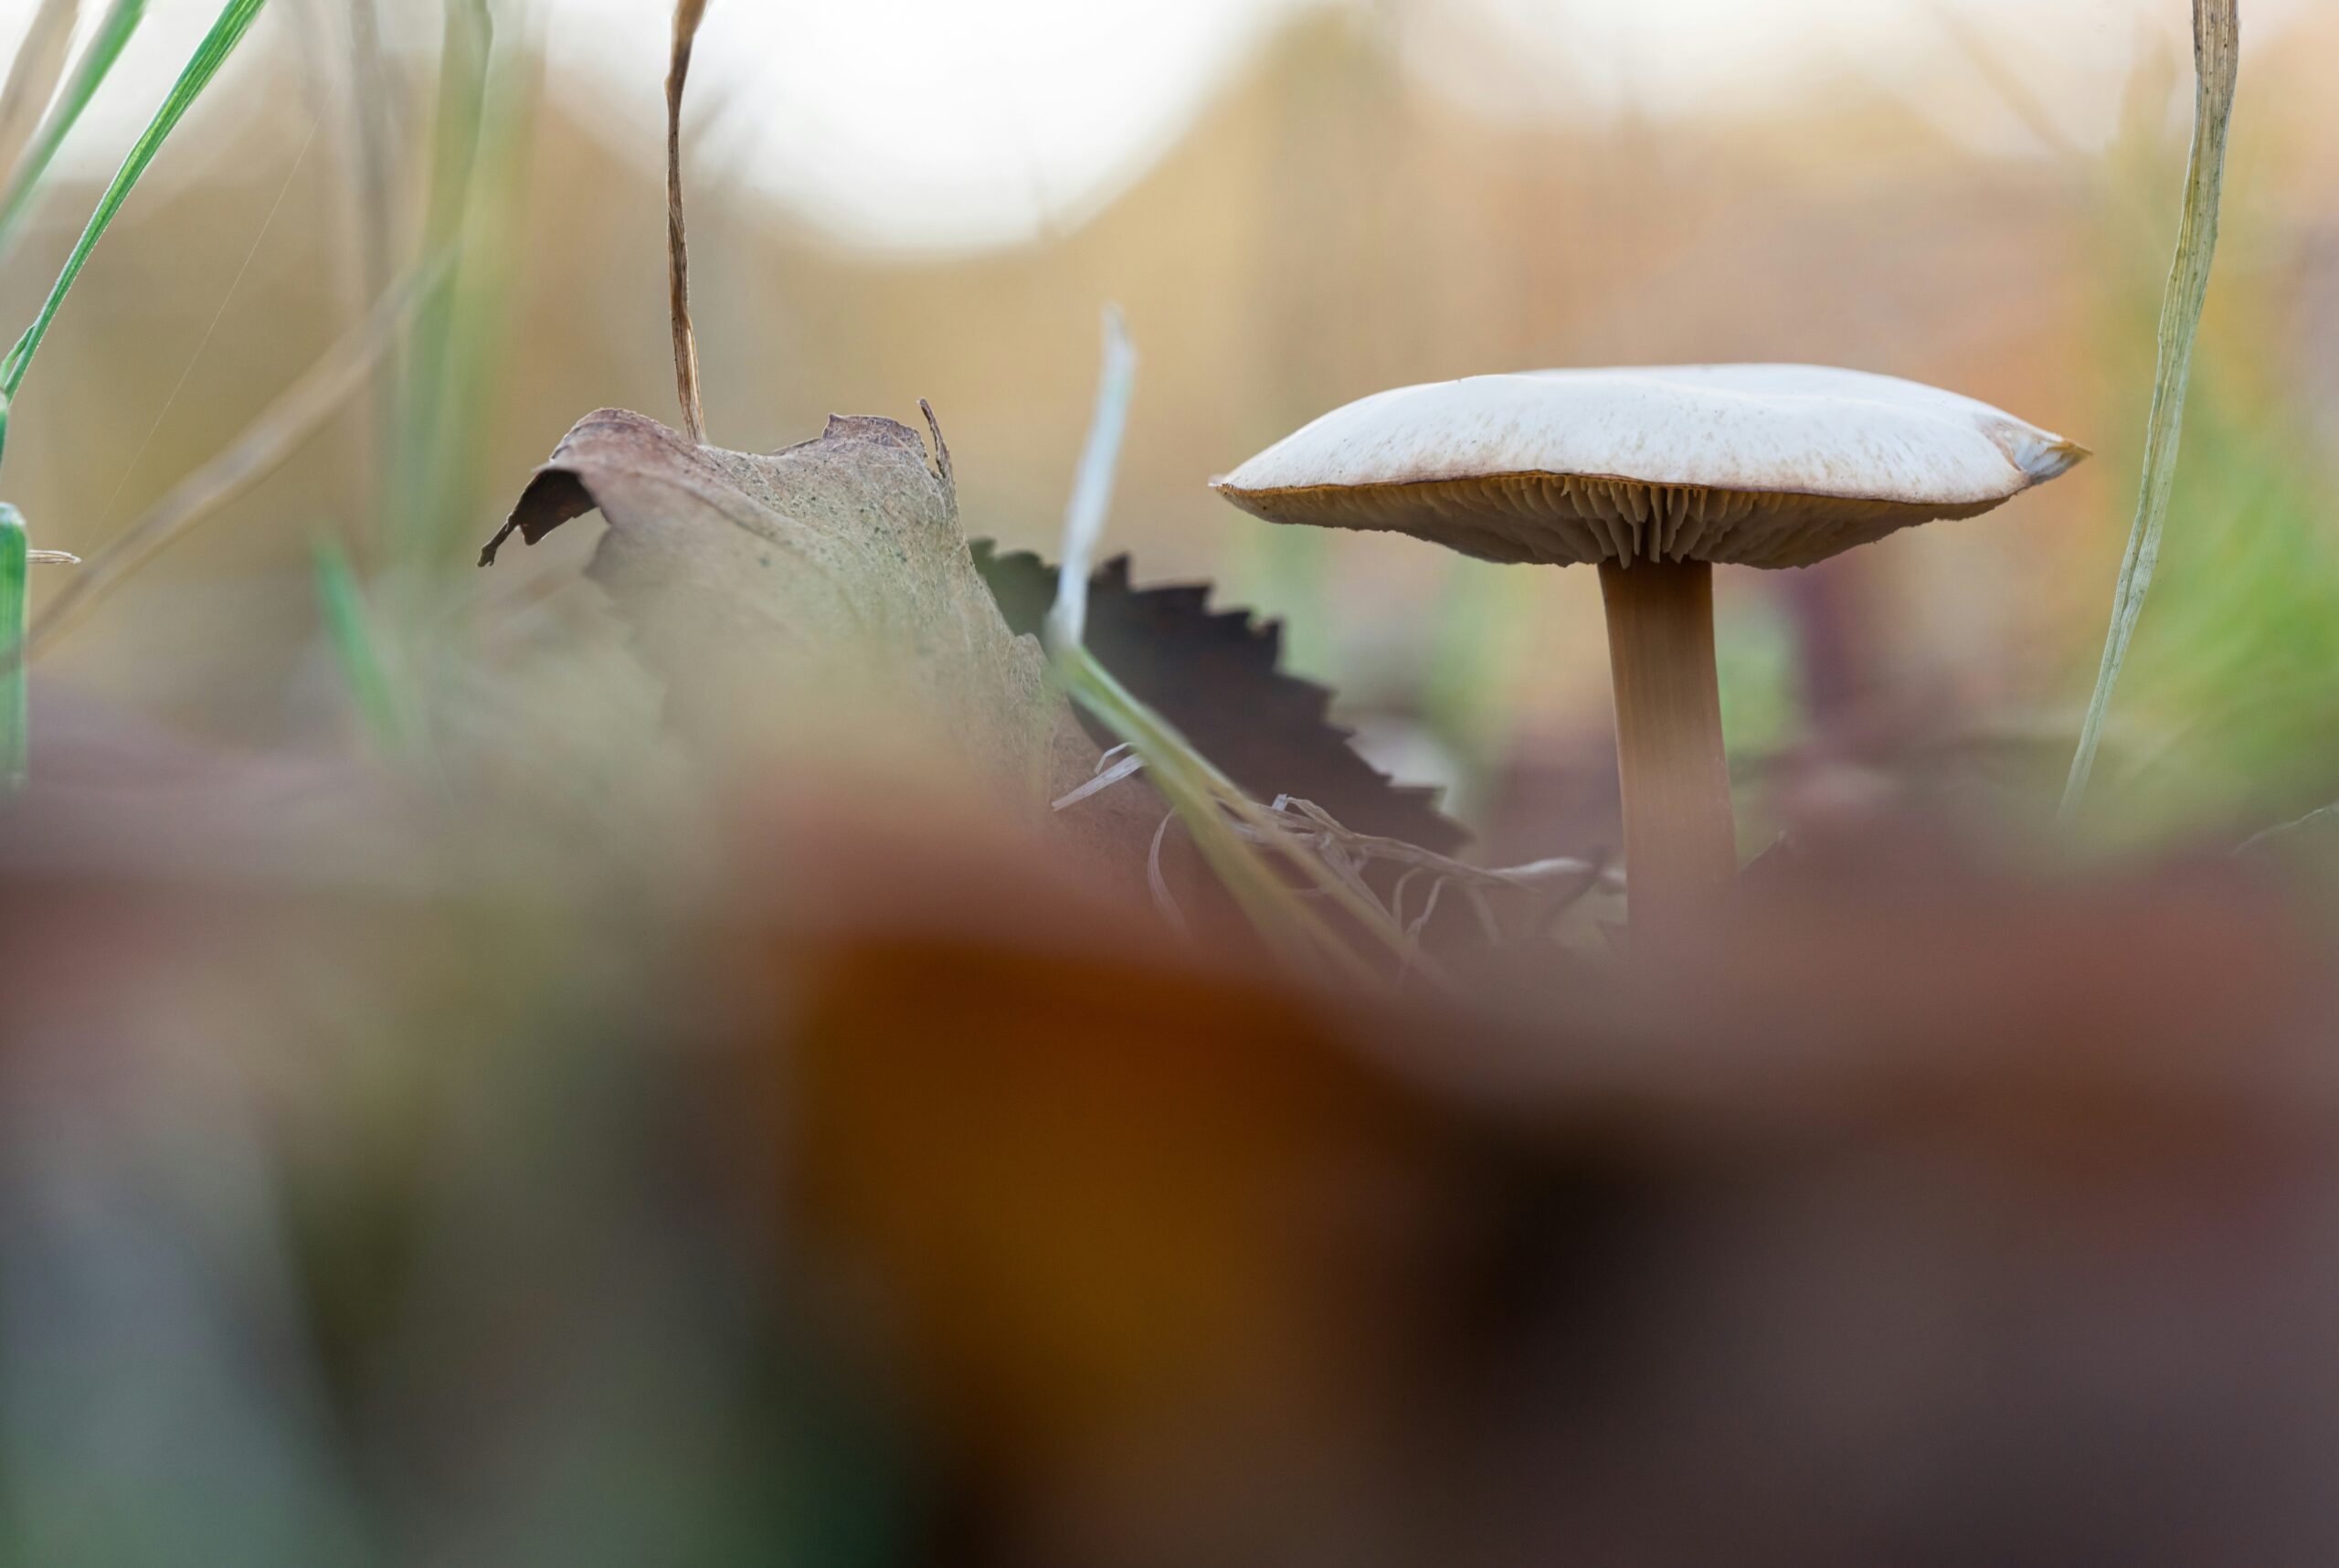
[482,408,1055,794]
[974,542,1466,853]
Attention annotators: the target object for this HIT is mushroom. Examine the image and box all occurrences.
[1212,364,2085,940]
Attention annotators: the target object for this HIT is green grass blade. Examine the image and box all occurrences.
[0,0,266,416]
[0,504,26,789]
[0,0,263,788]
[386,0,521,574]
[0,0,145,265]
[1053,643,1414,983]
[311,536,402,753]
[2060,0,2239,817]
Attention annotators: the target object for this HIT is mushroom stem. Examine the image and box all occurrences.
[1597,558,1736,938]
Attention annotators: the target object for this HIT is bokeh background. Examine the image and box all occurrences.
[7,6,2339,1564]
[10,0,2338,853]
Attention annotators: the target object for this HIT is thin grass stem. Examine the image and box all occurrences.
[1041,307,1436,984]
[0,0,143,266]
[312,535,403,752]
[15,257,439,668]
[1046,305,1135,652]
[667,0,708,443]
[2061,0,2239,817]
[0,0,80,191]
[0,0,269,439]
[0,505,22,788]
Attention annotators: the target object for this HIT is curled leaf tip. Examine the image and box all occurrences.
[918,397,954,495]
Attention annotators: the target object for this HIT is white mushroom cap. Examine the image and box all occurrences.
[1212,365,2087,569]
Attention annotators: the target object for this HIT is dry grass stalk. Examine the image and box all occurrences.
[1240,796,1610,949]
[0,0,141,257]
[0,0,77,186]
[16,263,441,667]
[2061,0,2241,814]
[1056,741,1614,962]
[666,0,708,444]
[343,0,398,302]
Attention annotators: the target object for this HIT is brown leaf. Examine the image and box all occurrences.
[482,408,1054,796]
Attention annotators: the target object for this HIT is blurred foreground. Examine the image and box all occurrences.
[7,669,2339,1563]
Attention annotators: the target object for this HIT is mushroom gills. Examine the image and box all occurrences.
[1214,471,2005,570]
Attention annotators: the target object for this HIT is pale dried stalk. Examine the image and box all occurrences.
[2061,0,2239,816]
[342,0,398,304]
[666,0,707,444]
[1222,792,1610,948]
[0,0,77,186]
[1046,305,1134,652]
[1924,0,2077,159]
[1254,796,1614,901]
[1044,311,1456,983]
[0,0,142,262]
[1056,756,1614,958]
[14,264,438,668]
